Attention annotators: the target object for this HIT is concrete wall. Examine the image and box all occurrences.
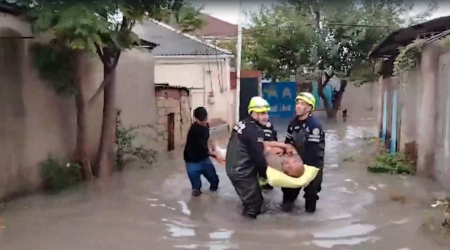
[0,13,157,200]
[434,49,450,188]
[398,69,421,166]
[154,57,232,128]
[379,41,450,189]
[340,82,381,120]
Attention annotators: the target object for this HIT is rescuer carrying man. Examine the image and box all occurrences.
[225,96,271,219]
[282,92,325,213]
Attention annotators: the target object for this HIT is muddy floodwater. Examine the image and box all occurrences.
[0,114,449,250]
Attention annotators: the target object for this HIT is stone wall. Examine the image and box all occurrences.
[155,88,191,149]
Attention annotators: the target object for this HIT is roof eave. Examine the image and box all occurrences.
[153,54,233,59]
[369,15,450,59]
[0,2,24,16]
[150,19,234,55]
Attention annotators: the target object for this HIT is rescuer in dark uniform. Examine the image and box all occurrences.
[282,92,325,213]
[226,96,271,219]
[259,120,278,190]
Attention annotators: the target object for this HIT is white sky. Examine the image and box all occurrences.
[192,0,450,25]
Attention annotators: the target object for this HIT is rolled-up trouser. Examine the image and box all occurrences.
[227,169,263,216]
[282,169,323,203]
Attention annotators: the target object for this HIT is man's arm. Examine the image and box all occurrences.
[263,141,290,149]
[239,123,268,177]
[303,126,325,168]
[264,153,283,170]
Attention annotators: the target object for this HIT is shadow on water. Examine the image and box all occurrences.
[0,114,449,250]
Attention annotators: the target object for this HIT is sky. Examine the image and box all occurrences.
[192,0,450,25]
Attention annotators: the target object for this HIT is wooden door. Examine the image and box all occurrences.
[167,113,175,151]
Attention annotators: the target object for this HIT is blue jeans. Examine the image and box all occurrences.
[186,158,219,191]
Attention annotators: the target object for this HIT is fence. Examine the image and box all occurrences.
[261,81,334,118]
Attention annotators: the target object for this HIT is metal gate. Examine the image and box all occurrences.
[239,77,259,120]
[262,81,334,118]
[262,81,296,118]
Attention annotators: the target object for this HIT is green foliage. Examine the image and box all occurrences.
[27,2,111,52]
[115,110,158,170]
[30,43,77,96]
[217,39,254,70]
[393,39,426,75]
[368,151,415,174]
[246,3,317,80]
[22,0,204,67]
[349,61,379,87]
[364,136,415,174]
[246,0,437,81]
[40,156,81,192]
[172,4,206,33]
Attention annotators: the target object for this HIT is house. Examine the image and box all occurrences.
[195,14,239,43]
[134,20,234,132]
[168,14,238,43]
[167,14,250,70]
[0,5,160,200]
[368,16,450,189]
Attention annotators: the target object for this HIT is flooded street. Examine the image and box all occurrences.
[0,114,449,250]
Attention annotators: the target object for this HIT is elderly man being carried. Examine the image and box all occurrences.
[210,140,315,185]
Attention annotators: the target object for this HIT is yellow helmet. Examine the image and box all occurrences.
[295,92,316,110]
[248,96,270,114]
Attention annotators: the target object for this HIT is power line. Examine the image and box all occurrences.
[201,22,390,38]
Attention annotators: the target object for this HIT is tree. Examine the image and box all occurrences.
[23,0,204,177]
[246,0,437,117]
[216,38,254,70]
[246,3,318,81]
[29,42,94,180]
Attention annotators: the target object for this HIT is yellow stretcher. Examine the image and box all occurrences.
[266,165,319,188]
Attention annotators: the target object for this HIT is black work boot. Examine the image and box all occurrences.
[305,199,317,213]
[242,211,257,219]
[281,200,295,212]
[191,189,202,197]
[242,209,258,219]
[261,184,274,190]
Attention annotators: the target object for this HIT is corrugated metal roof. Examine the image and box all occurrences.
[369,16,450,59]
[154,83,192,94]
[0,0,22,15]
[134,20,232,57]
[167,14,239,38]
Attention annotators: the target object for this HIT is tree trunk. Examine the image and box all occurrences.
[332,79,348,110]
[96,65,117,178]
[317,71,334,118]
[327,79,348,120]
[74,51,93,180]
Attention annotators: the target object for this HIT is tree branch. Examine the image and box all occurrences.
[95,43,107,65]
[88,15,129,107]
[120,16,128,31]
[113,50,121,67]
[87,72,115,107]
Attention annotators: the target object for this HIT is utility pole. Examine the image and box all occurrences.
[235,0,243,123]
